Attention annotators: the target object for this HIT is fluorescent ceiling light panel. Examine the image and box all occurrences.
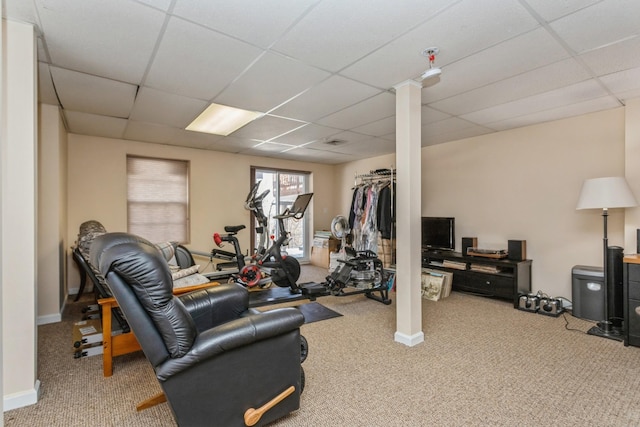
[186,103,263,136]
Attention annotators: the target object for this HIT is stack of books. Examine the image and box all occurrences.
[443,260,466,270]
[470,264,502,274]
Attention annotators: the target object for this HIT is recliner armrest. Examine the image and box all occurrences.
[179,283,248,331]
[155,307,304,381]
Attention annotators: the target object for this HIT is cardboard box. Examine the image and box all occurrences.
[72,318,103,349]
[311,235,339,268]
[311,247,331,268]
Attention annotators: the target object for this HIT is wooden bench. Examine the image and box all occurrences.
[97,282,218,377]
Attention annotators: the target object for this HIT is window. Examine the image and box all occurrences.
[251,167,311,259]
[127,156,189,243]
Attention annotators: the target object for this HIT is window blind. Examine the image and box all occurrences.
[127,156,189,243]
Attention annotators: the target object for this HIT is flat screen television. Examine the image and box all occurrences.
[422,217,455,251]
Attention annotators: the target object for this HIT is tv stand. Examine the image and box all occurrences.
[422,250,531,307]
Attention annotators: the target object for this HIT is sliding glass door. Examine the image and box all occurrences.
[251,168,311,260]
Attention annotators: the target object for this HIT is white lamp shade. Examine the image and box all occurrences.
[576,177,638,210]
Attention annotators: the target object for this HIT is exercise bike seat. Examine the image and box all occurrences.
[224,225,246,233]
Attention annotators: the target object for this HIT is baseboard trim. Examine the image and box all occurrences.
[37,298,66,326]
[4,380,41,411]
[37,312,62,325]
[394,331,424,347]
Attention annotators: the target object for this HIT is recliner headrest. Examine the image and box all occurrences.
[92,232,197,358]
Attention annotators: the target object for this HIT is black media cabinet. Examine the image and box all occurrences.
[422,250,532,308]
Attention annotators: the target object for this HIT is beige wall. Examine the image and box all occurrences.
[424,108,627,300]
[66,134,336,284]
[37,104,68,323]
[337,108,629,300]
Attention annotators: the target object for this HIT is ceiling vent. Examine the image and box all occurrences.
[324,139,347,146]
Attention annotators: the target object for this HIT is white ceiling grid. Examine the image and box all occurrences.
[4,0,640,164]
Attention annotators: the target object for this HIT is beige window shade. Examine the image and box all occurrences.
[127,156,189,243]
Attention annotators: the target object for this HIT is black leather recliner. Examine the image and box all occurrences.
[90,232,306,427]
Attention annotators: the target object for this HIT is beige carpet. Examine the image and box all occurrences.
[5,265,640,426]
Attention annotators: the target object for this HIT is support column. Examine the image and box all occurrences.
[624,98,640,249]
[2,19,40,411]
[393,80,424,346]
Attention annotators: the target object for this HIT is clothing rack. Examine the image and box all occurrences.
[354,167,395,185]
[350,167,395,267]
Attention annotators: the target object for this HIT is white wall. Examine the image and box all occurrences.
[1,19,39,411]
[625,98,640,250]
[336,108,628,300]
[66,134,337,284]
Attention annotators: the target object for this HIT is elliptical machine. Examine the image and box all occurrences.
[211,181,313,290]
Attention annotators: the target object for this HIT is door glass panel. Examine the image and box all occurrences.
[252,169,310,259]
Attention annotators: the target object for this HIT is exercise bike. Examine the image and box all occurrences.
[211,182,313,290]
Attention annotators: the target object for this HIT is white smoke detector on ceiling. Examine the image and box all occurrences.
[420,47,441,85]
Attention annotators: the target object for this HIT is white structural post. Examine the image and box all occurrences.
[393,80,424,346]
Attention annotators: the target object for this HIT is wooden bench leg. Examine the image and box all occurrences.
[98,298,114,377]
[136,392,167,411]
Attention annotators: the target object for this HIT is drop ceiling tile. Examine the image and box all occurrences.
[36,0,166,83]
[63,110,127,139]
[580,36,640,76]
[238,141,296,157]
[612,89,640,103]
[599,66,640,95]
[277,147,357,165]
[317,92,396,130]
[129,87,208,129]
[38,63,59,105]
[124,121,181,144]
[423,126,495,146]
[549,0,640,53]
[135,0,173,12]
[523,0,601,22]
[328,137,396,157]
[306,132,392,154]
[50,66,136,118]
[273,0,456,72]
[249,141,295,152]
[215,51,330,113]
[271,76,382,121]
[213,136,265,152]
[419,27,570,101]
[5,0,38,22]
[270,124,342,146]
[205,139,247,154]
[421,106,451,124]
[230,114,307,141]
[340,0,539,88]
[461,79,611,125]
[422,117,480,138]
[352,116,396,137]
[145,17,263,100]
[176,128,223,146]
[172,0,317,48]
[487,96,621,131]
[429,58,591,116]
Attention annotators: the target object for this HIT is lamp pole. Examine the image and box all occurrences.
[601,208,610,333]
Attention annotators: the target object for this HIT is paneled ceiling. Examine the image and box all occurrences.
[4,0,640,164]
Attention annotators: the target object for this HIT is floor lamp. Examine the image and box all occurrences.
[576,177,637,340]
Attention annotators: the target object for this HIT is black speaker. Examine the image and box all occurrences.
[461,237,477,256]
[607,246,624,326]
[508,240,526,261]
[637,229,640,253]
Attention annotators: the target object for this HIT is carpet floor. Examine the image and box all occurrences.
[5,265,640,426]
